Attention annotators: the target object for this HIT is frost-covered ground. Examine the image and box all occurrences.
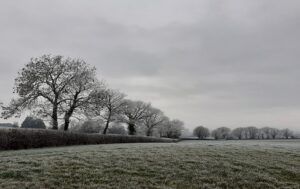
[0,140,299,189]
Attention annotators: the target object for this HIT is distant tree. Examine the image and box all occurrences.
[21,116,46,129]
[142,107,167,136]
[211,127,231,140]
[231,127,245,140]
[158,119,184,139]
[260,127,272,139]
[120,100,151,135]
[193,126,210,139]
[281,128,293,139]
[245,126,259,139]
[89,88,126,134]
[108,123,127,135]
[0,123,19,128]
[257,128,266,139]
[1,55,98,131]
[259,127,280,139]
[269,128,280,139]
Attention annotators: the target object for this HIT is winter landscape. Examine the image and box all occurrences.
[0,1,300,189]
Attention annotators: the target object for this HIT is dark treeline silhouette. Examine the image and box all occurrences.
[193,126,295,140]
[0,123,18,128]
[0,55,185,138]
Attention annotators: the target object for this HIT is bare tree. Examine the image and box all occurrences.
[89,88,126,134]
[158,119,184,139]
[260,127,272,139]
[61,61,98,131]
[259,127,280,139]
[193,126,210,139]
[269,128,280,139]
[211,127,231,140]
[1,55,97,130]
[231,127,245,140]
[121,99,151,135]
[281,128,293,139]
[245,126,259,139]
[142,107,167,136]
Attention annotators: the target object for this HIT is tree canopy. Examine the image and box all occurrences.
[193,126,210,139]
[1,55,98,130]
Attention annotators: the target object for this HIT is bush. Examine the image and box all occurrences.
[0,128,177,150]
[21,117,46,129]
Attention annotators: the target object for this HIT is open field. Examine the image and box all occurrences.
[0,140,299,189]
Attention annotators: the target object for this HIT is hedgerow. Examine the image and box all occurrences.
[0,128,177,150]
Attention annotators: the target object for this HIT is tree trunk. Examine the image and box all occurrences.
[146,129,152,136]
[128,122,136,135]
[64,107,75,131]
[51,104,58,130]
[64,114,71,131]
[103,113,111,135]
[64,92,79,131]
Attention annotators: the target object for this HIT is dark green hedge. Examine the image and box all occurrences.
[0,128,177,150]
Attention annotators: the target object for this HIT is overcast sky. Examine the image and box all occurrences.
[0,0,299,131]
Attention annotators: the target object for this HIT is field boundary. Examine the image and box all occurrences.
[0,128,177,151]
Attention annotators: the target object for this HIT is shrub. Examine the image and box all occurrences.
[21,117,46,129]
[0,128,177,150]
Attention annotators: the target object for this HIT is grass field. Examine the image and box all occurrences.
[0,140,299,189]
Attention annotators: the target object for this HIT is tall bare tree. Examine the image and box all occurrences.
[89,88,126,134]
[1,55,97,130]
[121,99,151,135]
[142,107,167,136]
[60,61,98,131]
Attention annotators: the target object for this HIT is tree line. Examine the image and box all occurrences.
[0,55,185,138]
[193,126,295,140]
